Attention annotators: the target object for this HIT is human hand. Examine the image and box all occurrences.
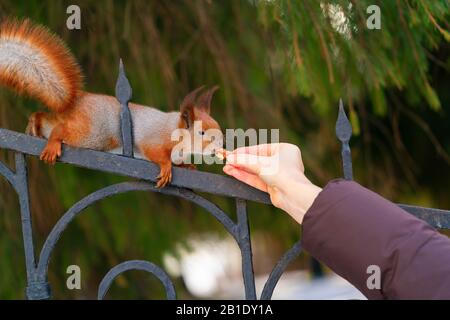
[221,143,322,224]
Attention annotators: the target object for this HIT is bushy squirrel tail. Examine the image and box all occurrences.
[0,19,83,112]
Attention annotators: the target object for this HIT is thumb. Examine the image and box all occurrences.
[226,153,270,175]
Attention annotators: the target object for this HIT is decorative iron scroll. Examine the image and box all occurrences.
[0,61,449,300]
[98,260,176,300]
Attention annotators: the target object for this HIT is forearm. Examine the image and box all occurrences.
[302,179,450,299]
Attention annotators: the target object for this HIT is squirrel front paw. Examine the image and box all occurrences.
[40,141,62,165]
[156,164,172,188]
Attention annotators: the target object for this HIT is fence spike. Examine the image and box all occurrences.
[336,98,352,142]
[115,58,132,104]
[115,59,134,157]
[335,99,353,180]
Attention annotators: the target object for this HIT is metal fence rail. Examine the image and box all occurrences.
[1,61,449,300]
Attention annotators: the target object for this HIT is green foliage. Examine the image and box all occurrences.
[260,0,449,117]
[0,0,449,299]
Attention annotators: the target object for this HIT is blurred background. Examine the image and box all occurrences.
[0,0,449,299]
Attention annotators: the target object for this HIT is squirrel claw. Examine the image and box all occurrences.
[156,166,172,188]
[40,143,61,165]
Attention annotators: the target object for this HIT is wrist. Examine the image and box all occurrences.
[277,174,322,224]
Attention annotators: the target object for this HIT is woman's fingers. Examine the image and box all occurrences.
[230,144,279,156]
[223,165,268,192]
[226,153,273,175]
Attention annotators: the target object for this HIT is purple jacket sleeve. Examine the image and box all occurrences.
[302,179,450,299]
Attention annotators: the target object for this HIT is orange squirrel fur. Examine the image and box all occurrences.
[0,19,222,188]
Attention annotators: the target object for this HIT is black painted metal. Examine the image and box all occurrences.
[336,99,353,180]
[0,61,449,300]
[37,181,239,285]
[98,260,176,300]
[14,153,43,299]
[398,204,450,229]
[260,240,302,300]
[116,59,134,158]
[236,199,257,299]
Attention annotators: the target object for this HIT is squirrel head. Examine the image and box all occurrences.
[177,86,223,157]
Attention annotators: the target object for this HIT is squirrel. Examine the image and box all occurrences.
[0,19,222,188]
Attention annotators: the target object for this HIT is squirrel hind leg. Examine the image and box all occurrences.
[26,112,47,137]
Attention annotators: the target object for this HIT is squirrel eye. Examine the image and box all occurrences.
[199,131,205,136]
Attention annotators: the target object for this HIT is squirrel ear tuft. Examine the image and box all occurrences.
[180,86,205,128]
[196,85,219,114]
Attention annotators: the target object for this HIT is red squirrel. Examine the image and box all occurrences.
[0,19,222,188]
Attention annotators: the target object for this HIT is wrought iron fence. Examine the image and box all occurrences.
[1,61,450,300]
